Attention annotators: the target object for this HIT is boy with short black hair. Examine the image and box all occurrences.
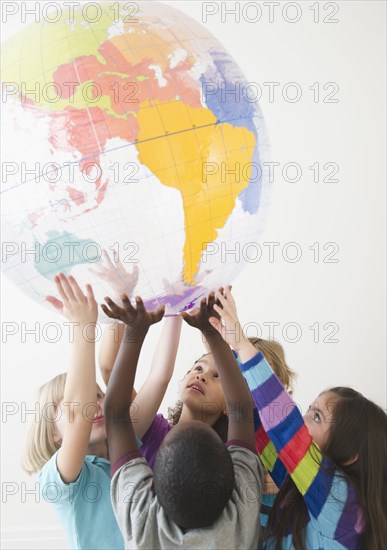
[103,291,263,549]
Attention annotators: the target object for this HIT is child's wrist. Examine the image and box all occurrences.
[123,324,148,343]
[204,330,224,344]
[232,336,250,353]
[72,321,97,331]
[237,341,259,363]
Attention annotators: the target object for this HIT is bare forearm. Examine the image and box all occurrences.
[234,339,258,364]
[149,316,182,383]
[206,332,253,409]
[63,325,96,413]
[206,332,254,444]
[130,317,181,437]
[99,323,125,385]
[104,326,147,420]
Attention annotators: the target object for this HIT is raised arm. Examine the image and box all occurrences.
[94,250,139,387]
[102,295,164,466]
[99,316,181,437]
[205,286,287,487]
[46,273,98,483]
[99,323,125,386]
[241,352,334,518]
[132,315,182,438]
[182,291,255,447]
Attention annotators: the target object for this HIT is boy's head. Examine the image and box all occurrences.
[153,421,234,529]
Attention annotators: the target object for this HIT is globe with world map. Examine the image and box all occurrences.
[1,1,270,317]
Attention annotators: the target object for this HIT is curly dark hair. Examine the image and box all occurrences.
[168,399,229,442]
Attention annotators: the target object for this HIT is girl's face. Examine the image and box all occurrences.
[303,391,338,450]
[53,385,107,445]
[179,354,226,423]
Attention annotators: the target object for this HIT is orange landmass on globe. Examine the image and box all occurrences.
[136,99,256,284]
[52,41,200,117]
[43,39,201,215]
[5,22,256,278]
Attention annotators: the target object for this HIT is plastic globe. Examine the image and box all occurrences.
[1,1,270,318]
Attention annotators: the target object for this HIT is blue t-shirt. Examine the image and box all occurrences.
[260,492,276,527]
[38,451,124,549]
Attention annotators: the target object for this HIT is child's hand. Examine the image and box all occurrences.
[181,291,222,338]
[46,273,97,324]
[209,285,246,351]
[161,269,212,297]
[101,294,165,339]
[89,249,139,298]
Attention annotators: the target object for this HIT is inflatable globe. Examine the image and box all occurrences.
[1,1,270,317]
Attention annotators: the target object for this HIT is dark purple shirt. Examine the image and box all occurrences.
[140,414,173,468]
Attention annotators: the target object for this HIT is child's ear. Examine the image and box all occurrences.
[343,454,359,466]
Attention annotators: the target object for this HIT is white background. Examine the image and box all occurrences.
[1,1,386,548]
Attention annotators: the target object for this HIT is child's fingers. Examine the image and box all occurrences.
[103,249,114,267]
[213,303,225,316]
[153,305,165,323]
[104,296,122,316]
[208,316,222,332]
[213,303,233,324]
[213,288,225,311]
[216,290,234,318]
[213,303,235,328]
[68,275,87,302]
[101,304,116,319]
[52,274,67,303]
[207,291,216,311]
[58,273,76,302]
[225,285,235,305]
[45,295,63,312]
[120,295,135,318]
[215,290,229,309]
[85,284,95,303]
[181,312,195,327]
[112,249,120,265]
[134,296,146,315]
[199,296,207,316]
[120,293,134,311]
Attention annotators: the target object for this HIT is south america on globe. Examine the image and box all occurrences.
[1,1,270,317]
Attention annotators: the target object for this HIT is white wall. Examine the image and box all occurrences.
[1,1,386,548]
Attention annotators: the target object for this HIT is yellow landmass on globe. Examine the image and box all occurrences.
[136,99,256,284]
[1,4,204,116]
[1,13,108,96]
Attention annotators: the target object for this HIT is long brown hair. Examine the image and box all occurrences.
[266,387,387,550]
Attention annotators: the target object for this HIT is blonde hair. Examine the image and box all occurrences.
[22,373,67,475]
[248,338,297,393]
